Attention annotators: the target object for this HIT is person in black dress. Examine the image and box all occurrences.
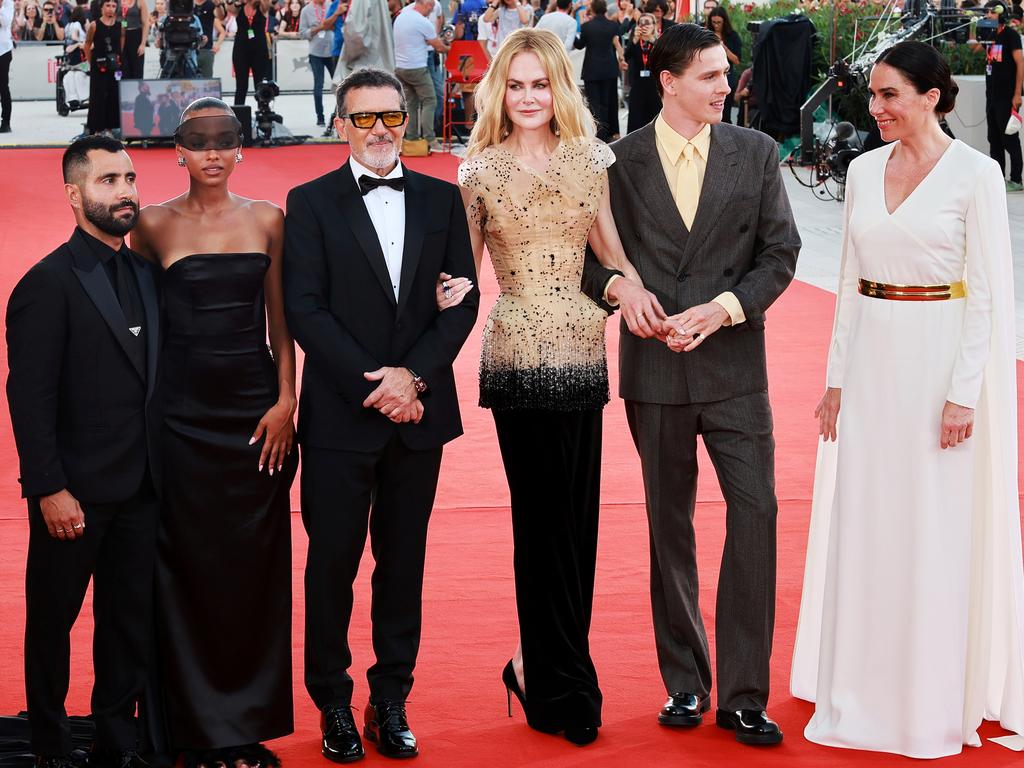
[233,0,271,105]
[131,98,297,768]
[705,6,740,124]
[84,0,123,135]
[623,12,660,132]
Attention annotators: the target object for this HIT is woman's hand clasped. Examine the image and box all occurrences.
[436,272,474,310]
[250,399,296,475]
[940,401,974,449]
[815,387,841,442]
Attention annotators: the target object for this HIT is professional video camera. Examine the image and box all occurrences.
[160,0,201,78]
[255,78,284,143]
[791,0,979,201]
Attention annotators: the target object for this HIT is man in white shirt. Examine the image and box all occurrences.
[0,0,13,132]
[283,66,478,764]
[392,0,449,147]
[536,0,578,52]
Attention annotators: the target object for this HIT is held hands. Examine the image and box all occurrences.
[940,401,974,449]
[606,277,668,339]
[436,271,474,310]
[815,387,841,442]
[250,398,296,475]
[39,489,86,540]
[363,367,423,424]
[663,301,729,352]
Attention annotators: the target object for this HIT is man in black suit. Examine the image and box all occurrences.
[582,24,799,745]
[575,0,623,141]
[6,136,161,768]
[283,67,478,763]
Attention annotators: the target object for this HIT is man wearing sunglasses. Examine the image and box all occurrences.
[283,67,479,763]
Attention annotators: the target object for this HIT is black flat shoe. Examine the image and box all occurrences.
[363,700,417,759]
[564,726,598,746]
[321,705,364,763]
[658,692,711,726]
[501,659,526,717]
[715,709,783,745]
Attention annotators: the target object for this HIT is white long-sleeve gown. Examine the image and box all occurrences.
[790,139,1024,759]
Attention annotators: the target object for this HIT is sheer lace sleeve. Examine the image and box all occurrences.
[457,155,488,230]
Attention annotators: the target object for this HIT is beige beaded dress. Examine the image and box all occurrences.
[457,136,615,737]
[458,137,615,411]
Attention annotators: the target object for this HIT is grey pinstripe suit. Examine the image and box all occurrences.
[583,120,800,710]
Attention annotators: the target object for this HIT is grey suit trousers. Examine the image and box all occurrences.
[626,392,777,711]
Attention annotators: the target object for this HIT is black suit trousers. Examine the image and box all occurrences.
[301,438,443,708]
[492,408,603,732]
[25,476,158,756]
[987,97,1023,184]
[626,394,777,712]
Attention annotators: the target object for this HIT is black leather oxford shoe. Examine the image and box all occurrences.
[321,705,365,763]
[658,693,711,726]
[363,701,418,759]
[715,709,783,745]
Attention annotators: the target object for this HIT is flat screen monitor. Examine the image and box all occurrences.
[119,78,222,139]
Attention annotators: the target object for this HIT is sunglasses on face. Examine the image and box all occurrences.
[344,111,408,129]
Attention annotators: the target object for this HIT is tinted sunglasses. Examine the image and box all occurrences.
[345,111,408,129]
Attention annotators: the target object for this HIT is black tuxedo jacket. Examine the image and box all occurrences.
[283,161,479,453]
[6,228,161,503]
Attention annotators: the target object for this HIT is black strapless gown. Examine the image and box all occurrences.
[154,253,297,750]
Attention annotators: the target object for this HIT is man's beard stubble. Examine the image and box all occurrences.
[354,136,399,172]
[83,196,140,237]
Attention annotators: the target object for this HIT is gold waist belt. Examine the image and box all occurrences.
[858,279,966,301]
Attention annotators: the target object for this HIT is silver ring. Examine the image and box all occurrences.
[441,281,450,291]
[443,286,452,299]
[72,523,84,529]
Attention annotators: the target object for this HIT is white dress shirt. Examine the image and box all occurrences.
[350,156,406,301]
[1,0,15,58]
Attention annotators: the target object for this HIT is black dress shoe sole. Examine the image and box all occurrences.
[658,712,704,727]
[362,729,418,759]
[321,746,365,763]
[714,718,783,745]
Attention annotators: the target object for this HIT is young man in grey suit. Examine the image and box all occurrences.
[583,23,800,745]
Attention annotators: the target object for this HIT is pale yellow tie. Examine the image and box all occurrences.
[676,142,699,231]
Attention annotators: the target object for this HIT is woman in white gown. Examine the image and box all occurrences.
[790,41,1024,759]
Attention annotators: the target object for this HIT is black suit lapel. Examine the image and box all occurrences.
[338,162,399,307]
[679,124,740,270]
[68,231,146,381]
[130,253,160,400]
[624,123,690,248]
[396,170,426,318]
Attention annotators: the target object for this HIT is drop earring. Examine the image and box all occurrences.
[235,152,243,163]
[177,156,186,167]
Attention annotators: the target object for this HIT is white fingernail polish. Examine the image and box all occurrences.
[249,437,256,445]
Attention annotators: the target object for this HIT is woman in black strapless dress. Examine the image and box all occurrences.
[132,99,297,768]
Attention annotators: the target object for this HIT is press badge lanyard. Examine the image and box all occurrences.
[244,3,257,39]
[640,41,651,77]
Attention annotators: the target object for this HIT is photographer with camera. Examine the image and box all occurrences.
[35,0,64,39]
[972,2,1023,191]
[84,0,123,135]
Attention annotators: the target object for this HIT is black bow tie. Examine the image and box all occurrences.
[359,175,405,196]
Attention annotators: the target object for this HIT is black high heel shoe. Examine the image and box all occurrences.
[502,659,526,718]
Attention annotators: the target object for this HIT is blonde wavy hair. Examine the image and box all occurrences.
[466,28,596,157]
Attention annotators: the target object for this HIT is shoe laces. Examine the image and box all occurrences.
[375,700,409,730]
[325,706,357,735]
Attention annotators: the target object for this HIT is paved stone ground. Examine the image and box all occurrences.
[5,93,1024,356]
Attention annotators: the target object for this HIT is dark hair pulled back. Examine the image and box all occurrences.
[875,41,958,114]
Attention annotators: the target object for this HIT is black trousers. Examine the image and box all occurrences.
[25,476,158,756]
[626,394,778,712]
[584,78,619,142]
[0,51,11,126]
[86,68,119,132]
[987,96,1023,184]
[233,49,269,106]
[492,408,603,732]
[301,438,443,709]
[121,29,145,80]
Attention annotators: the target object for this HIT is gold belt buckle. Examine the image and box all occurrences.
[858,279,966,301]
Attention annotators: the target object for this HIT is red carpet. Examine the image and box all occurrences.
[0,146,1023,766]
